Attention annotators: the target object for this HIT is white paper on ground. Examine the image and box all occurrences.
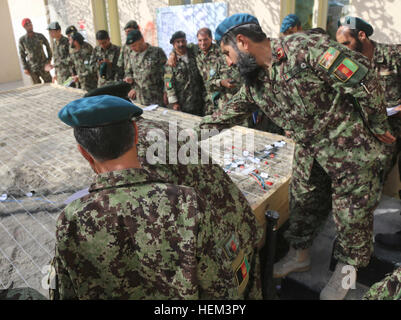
[143,105,159,111]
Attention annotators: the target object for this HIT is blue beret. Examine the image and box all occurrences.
[58,95,143,127]
[338,16,374,37]
[215,13,259,43]
[280,14,300,33]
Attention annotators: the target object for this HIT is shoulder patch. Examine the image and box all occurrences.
[319,47,341,70]
[333,58,359,82]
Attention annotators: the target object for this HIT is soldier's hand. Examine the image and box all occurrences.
[128,89,136,100]
[24,69,30,75]
[124,77,134,85]
[52,75,57,83]
[173,103,180,111]
[163,92,168,106]
[72,75,79,83]
[221,79,236,89]
[393,105,401,119]
[375,131,396,144]
[167,52,177,67]
[45,64,53,72]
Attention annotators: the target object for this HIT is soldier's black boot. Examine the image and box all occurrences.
[375,230,401,251]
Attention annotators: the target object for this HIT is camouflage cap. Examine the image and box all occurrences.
[58,95,143,128]
[47,22,61,30]
[338,16,374,37]
[124,20,139,30]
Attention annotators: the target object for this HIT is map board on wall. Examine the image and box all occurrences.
[156,2,228,55]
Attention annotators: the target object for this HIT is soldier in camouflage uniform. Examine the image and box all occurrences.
[124,30,167,106]
[90,30,122,88]
[18,18,52,84]
[200,14,396,300]
[118,20,139,80]
[193,28,241,116]
[69,32,98,92]
[49,93,263,300]
[164,31,205,116]
[337,17,401,251]
[363,266,401,300]
[47,22,72,85]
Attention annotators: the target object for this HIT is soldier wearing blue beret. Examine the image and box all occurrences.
[280,14,302,35]
[202,13,395,300]
[50,94,264,299]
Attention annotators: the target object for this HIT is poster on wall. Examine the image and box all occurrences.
[156,2,228,55]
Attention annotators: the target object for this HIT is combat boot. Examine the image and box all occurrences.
[320,262,356,300]
[273,247,311,278]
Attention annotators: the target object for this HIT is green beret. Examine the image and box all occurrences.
[124,20,139,30]
[58,95,143,128]
[84,82,132,101]
[71,31,84,44]
[338,16,374,37]
[65,25,77,35]
[126,29,143,45]
[170,31,186,44]
[215,13,259,42]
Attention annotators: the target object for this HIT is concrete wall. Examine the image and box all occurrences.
[349,0,401,44]
[47,0,95,45]
[0,0,22,84]
[116,0,281,46]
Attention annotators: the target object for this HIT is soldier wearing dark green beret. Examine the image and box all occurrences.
[49,94,263,299]
[199,13,396,300]
[124,30,167,106]
[337,17,401,254]
[90,30,122,88]
[69,32,98,91]
[118,20,139,80]
[164,31,205,116]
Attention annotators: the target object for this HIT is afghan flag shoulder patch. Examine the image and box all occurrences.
[235,256,250,292]
[319,47,341,70]
[333,58,359,82]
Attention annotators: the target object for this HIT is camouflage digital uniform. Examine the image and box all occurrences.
[90,43,122,88]
[363,266,401,300]
[18,32,52,84]
[193,43,238,115]
[164,49,205,116]
[194,43,281,132]
[372,41,401,176]
[70,42,98,92]
[49,118,263,300]
[52,35,72,84]
[117,44,132,79]
[200,32,390,268]
[125,44,167,106]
